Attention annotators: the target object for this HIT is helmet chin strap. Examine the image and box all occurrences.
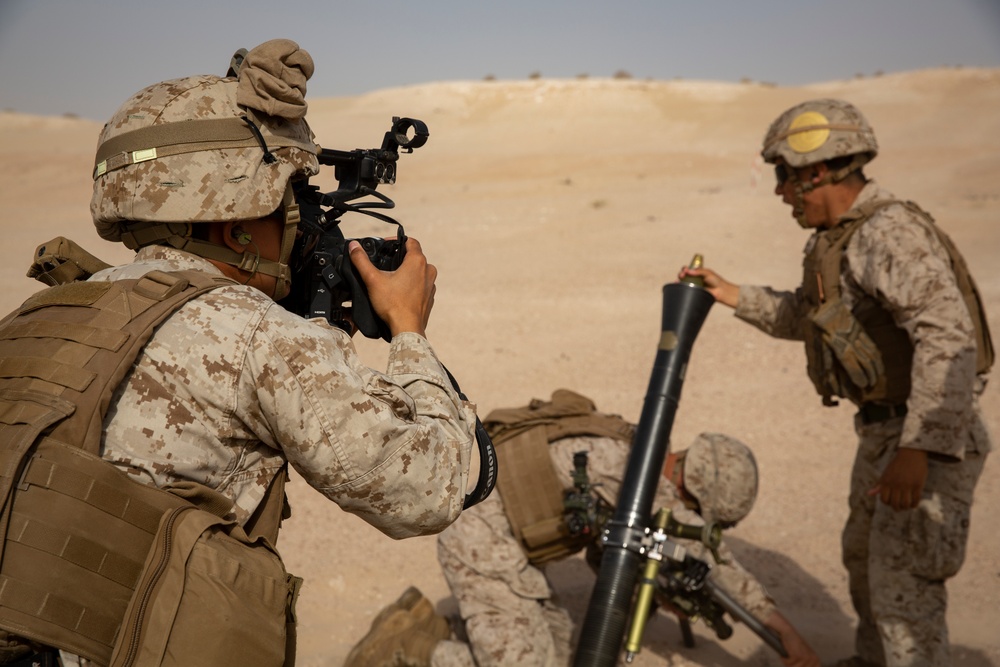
[225,183,300,292]
[116,183,300,299]
[788,166,837,229]
[789,172,818,229]
[788,157,867,229]
[273,183,299,300]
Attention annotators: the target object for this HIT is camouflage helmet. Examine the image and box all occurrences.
[91,38,320,245]
[761,98,877,171]
[683,433,758,525]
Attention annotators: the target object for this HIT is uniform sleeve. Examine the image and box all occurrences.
[846,209,978,460]
[703,542,778,621]
[246,308,476,538]
[734,284,810,341]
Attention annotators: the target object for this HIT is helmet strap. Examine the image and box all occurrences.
[788,171,818,229]
[788,155,869,228]
[828,153,870,184]
[117,182,300,295]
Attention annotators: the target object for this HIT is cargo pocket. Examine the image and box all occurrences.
[872,492,970,582]
[366,374,417,421]
[110,506,299,667]
[810,298,884,390]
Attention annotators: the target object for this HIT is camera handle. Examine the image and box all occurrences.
[337,233,406,341]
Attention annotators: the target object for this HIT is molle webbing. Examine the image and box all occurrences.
[802,199,994,406]
[1,271,230,454]
[803,216,913,405]
[0,269,286,662]
[0,270,232,660]
[846,201,994,375]
[0,438,192,662]
[486,389,634,565]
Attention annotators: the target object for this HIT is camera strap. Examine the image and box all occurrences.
[442,366,497,509]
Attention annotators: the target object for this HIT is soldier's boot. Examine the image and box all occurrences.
[345,586,451,667]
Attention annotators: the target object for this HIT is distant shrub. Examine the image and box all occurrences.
[483,74,496,81]
[576,73,589,79]
[612,70,632,80]
[528,71,542,80]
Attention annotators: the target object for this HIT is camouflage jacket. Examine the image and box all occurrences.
[93,246,476,538]
[735,181,991,460]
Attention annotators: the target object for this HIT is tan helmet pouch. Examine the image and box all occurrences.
[486,389,634,565]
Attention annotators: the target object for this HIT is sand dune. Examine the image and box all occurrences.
[2,67,998,665]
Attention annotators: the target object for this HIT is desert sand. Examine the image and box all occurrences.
[2,67,998,666]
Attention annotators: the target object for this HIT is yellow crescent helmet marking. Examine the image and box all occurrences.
[787,111,830,153]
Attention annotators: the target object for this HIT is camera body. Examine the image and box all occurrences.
[279,117,427,340]
[281,230,405,340]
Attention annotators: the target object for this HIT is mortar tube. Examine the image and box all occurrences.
[573,281,715,667]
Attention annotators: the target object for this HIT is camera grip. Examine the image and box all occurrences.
[341,237,407,341]
[341,264,388,341]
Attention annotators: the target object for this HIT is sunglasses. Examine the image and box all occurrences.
[774,163,790,186]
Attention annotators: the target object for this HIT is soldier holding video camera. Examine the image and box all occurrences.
[0,38,482,667]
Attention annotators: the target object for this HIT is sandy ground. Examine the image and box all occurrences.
[2,66,998,666]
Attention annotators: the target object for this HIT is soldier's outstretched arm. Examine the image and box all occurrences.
[759,609,821,667]
[677,266,740,308]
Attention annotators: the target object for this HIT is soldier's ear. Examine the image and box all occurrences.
[221,221,250,253]
[812,161,831,183]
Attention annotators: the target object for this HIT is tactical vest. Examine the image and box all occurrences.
[486,389,634,565]
[801,199,994,407]
[0,247,293,665]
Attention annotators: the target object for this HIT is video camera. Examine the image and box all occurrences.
[279,116,429,341]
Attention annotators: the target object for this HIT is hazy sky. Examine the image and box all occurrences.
[2,0,999,121]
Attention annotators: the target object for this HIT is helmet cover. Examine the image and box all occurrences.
[683,432,758,525]
[761,98,877,169]
[92,39,320,242]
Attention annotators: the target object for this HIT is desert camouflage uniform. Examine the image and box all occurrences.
[432,435,775,667]
[735,181,992,667]
[93,245,476,538]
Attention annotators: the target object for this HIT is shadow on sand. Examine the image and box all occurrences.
[442,535,996,666]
